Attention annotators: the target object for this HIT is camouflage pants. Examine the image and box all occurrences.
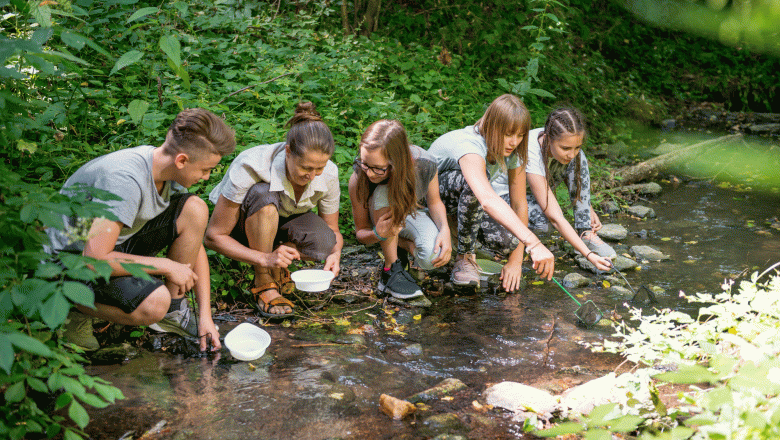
[527,159,593,234]
[438,170,519,257]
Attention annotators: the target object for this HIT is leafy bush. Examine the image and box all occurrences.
[547,264,780,438]
[0,164,126,440]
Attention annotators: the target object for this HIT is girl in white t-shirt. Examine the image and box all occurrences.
[429,94,555,290]
[525,107,614,269]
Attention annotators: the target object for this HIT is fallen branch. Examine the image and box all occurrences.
[216,72,296,104]
[610,134,742,187]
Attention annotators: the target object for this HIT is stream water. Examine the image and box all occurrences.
[83,132,780,440]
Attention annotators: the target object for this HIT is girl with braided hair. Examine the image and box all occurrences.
[521,107,614,269]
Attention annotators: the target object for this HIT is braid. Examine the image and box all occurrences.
[540,107,587,210]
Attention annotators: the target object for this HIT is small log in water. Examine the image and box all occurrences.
[611,134,742,186]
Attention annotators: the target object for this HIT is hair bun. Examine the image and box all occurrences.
[286,101,322,128]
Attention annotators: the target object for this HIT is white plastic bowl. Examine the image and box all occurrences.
[224,323,271,361]
[290,269,335,292]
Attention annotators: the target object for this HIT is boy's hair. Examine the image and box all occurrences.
[285,101,334,157]
[355,119,418,226]
[163,108,236,159]
[475,94,530,169]
[539,106,587,203]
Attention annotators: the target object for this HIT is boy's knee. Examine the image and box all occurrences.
[181,195,209,229]
[133,286,170,325]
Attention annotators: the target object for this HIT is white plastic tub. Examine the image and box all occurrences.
[224,323,271,361]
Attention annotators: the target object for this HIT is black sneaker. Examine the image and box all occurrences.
[377,260,424,299]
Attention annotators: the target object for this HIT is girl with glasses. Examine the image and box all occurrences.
[205,102,343,319]
[429,94,555,291]
[348,119,452,299]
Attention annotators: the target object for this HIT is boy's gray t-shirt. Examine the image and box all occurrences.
[46,145,183,253]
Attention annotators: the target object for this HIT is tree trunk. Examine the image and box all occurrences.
[360,0,382,36]
[610,134,742,187]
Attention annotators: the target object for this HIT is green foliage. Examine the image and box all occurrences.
[0,162,126,439]
[573,264,780,438]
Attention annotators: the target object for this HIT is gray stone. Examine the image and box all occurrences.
[422,413,465,432]
[559,370,657,416]
[431,435,467,440]
[597,224,628,241]
[389,295,432,308]
[627,205,656,218]
[603,275,625,287]
[576,255,637,273]
[562,273,591,288]
[407,378,467,403]
[637,182,662,195]
[630,245,670,261]
[610,285,633,296]
[747,123,780,134]
[601,200,620,214]
[400,343,423,357]
[484,382,558,414]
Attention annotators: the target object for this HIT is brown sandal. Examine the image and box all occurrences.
[271,266,295,296]
[250,282,295,319]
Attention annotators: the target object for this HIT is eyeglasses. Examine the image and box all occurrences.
[354,158,391,176]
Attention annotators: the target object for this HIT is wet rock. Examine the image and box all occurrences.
[610,285,633,297]
[746,123,780,134]
[407,378,467,403]
[483,382,557,414]
[576,255,637,273]
[333,334,366,345]
[630,229,649,239]
[379,394,416,420]
[422,413,465,432]
[630,245,670,261]
[430,435,467,440]
[626,205,656,218]
[562,273,591,288]
[558,370,656,416]
[601,200,620,214]
[90,343,140,364]
[395,309,417,325]
[389,295,432,308]
[597,224,628,241]
[602,275,625,287]
[638,182,662,195]
[400,343,423,358]
[649,285,666,295]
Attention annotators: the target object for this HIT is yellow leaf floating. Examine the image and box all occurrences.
[330,393,344,400]
[661,237,671,241]
[413,314,422,321]
[441,396,454,401]
[602,280,611,288]
[532,281,544,285]
[684,260,697,264]
[685,241,698,245]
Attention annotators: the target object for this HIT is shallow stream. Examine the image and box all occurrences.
[84,132,780,440]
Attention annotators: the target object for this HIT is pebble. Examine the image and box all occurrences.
[483,382,558,414]
[610,285,633,296]
[630,245,670,261]
[379,394,416,420]
[576,255,638,273]
[627,205,656,218]
[601,200,620,214]
[562,272,591,288]
[597,224,628,241]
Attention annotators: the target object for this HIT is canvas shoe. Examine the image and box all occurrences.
[149,299,198,338]
[378,260,424,299]
[63,310,100,351]
[578,230,617,259]
[451,255,480,286]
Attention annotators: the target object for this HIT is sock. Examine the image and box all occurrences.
[168,297,184,313]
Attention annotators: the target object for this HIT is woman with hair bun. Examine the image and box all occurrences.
[348,119,452,299]
[206,102,343,319]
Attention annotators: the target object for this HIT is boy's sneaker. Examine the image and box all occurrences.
[451,255,480,286]
[577,230,617,259]
[63,310,100,351]
[378,260,424,299]
[149,299,198,338]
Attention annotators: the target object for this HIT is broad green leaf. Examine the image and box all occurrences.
[94,382,125,402]
[62,281,94,307]
[78,392,110,408]
[0,290,13,321]
[68,400,89,429]
[17,139,38,154]
[128,7,159,23]
[4,381,25,403]
[55,391,73,409]
[59,376,87,399]
[110,50,143,76]
[586,403,620,426]
[608,415,644,432]
[41,293,70,329]
[27,377,48,393]
[528,88,556,98]
[656,364,718,384]
[119,262,154,280]
[61,31,88,50]
[159,35,181,67]
[583,429,612,440]
[31,4,52,27]
[0,337,13,374]
[6,332,52,357]
[128,99,150,124]
[35,262,63,279]
[64,428,84,440]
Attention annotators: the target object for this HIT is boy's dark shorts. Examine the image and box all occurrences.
[230,182,336,261]
[86,193,196,314]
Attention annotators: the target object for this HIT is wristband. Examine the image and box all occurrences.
[586,251,594,259]
[373,226,387,241]
[525,241,542,252]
